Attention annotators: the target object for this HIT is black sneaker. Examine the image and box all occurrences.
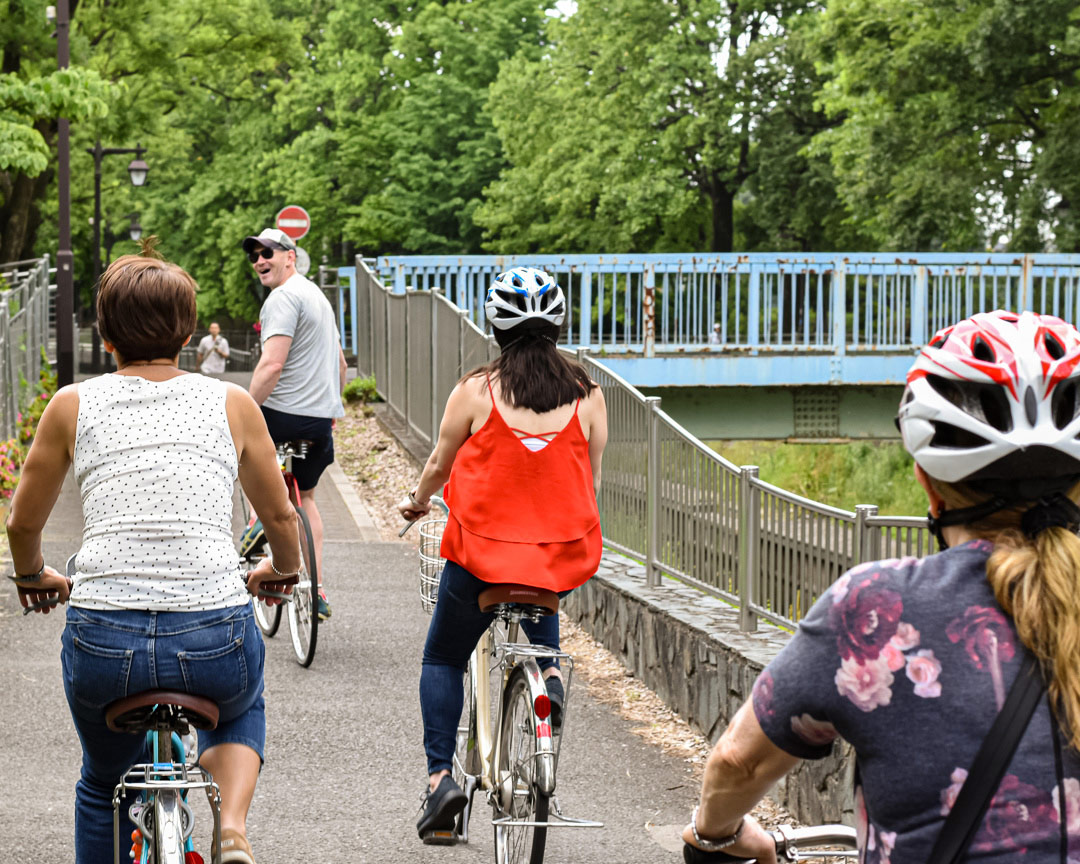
[545,675,565,730]
[417,775,467,844]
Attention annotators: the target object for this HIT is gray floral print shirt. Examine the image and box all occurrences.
[753,540,1080,864]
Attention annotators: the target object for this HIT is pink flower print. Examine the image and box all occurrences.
[835,655,894,712]
[975,774,1058,854]
[877,830,897,864]
[829,578,903,663]
[831,573,852,604]
[1053,777,1080,834]
[881,641,906,672]
[941,767,968,815]
[947,606,1016,709]
[905,649,943,698]
[752,671,775,722]
[890,622,921,651]
[790,713,839,747]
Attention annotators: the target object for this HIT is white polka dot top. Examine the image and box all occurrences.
[70,373,248,611]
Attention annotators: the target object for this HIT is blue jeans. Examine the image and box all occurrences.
[420,560,565,775]
[61,604,266,864]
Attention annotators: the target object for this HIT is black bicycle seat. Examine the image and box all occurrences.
[478,584,559,615]
[105,690,220,734]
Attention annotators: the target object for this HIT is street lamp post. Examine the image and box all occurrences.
[87,141,149,372]
[103,213,143,265]
[55,0,74,386]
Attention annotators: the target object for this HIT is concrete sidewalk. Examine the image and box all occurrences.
[0,432,697,862]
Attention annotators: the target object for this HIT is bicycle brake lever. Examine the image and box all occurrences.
[257,589,292,600]
[399,519,417,537]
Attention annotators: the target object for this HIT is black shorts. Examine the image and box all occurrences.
[260,406,334,492]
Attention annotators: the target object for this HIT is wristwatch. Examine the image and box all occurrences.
[689,807,745,852]
[7,560,45,584]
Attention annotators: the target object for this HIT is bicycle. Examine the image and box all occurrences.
[682,823,857,862]
[404,497,602,864]
[19,557,227,864]
[241,439,319,667]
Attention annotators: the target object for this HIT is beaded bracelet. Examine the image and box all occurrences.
[689,807,744,852]
[270,559,301,580]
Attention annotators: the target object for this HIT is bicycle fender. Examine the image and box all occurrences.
[515,657,557,796]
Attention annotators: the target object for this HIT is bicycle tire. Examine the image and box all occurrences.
[287,505,319,667]
[247,555,283,637]
[494,667,549,864]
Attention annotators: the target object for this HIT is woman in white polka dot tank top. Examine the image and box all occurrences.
[6,250,301,864]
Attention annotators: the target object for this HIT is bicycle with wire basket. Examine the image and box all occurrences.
[405,496,602,864]
[241,439,319,667]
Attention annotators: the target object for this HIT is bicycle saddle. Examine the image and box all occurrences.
[478,584,559,615]
[105,690,220,734]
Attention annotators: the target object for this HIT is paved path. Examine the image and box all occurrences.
[0,448,697,862]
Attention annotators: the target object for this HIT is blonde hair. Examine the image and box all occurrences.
[931,477,1080,750]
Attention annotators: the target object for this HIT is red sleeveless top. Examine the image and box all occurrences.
[440,380,602,593]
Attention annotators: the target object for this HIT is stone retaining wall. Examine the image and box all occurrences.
[565,553,855,826]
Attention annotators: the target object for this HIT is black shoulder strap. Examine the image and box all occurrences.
[928,653,1046,864]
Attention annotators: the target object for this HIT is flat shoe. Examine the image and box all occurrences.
[213,828,256,864]
[417,775,468,841]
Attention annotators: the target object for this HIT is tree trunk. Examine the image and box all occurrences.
[0,171,37,262]
[710,184,735,253]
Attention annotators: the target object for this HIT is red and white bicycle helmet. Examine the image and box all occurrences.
[484,267,566,331]
[898,310,1080,494]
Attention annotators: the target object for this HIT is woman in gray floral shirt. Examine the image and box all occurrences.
[683,311,1080,863]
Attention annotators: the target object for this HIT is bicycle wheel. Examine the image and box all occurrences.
[494,668,549,864]
[246,555,282,637]
[287,505,319,667]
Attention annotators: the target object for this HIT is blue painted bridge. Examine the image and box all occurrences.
[326,252,1080,389]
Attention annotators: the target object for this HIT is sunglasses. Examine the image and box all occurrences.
[247,248,275,263]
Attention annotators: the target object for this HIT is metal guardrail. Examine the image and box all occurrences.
[1,257,52,441]
[354,258,931,630]
[375,252,1080,357]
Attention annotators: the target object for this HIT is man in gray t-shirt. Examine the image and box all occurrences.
[242,227,347,620]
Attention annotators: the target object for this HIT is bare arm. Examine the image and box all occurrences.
[398,379,480,518]
[681,701,801,863]
[228,386,301,577]
[249,335,291,405]
[6,386,79,608]
[339,346,347,394]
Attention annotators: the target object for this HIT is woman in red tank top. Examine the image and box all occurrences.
[398,267,608,841]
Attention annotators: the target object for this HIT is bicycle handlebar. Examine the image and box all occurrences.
[683,824,857,863]
[398,494,449,536]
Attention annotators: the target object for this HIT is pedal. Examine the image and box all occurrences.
[421,829,459,846]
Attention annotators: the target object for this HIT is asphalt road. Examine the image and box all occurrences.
[0,468,698,863]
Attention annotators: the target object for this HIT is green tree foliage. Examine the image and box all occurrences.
[814,0,1080,251]
[477,0,854,254]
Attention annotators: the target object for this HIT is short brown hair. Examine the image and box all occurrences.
[97,255,198,362]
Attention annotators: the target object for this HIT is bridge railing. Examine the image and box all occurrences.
[375,252,1080,355]
[1,256,52,441]
[354,258,932,630]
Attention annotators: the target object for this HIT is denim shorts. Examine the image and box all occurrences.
[61,603,266,758]
[61,603,265,861]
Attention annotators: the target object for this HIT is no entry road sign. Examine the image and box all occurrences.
[276,205,310,241]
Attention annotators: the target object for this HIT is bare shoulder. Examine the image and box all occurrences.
[43,384,80,419]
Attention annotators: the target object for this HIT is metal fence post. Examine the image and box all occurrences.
[430,289,439,445]
[738,465,760,631]
[458,308,468,377]
[404,289,411,434]
[912,266,928,346]
[579,267,592,348]
[645,396,662,587]
[1021,254,1034,311]
[747,267,760,353]
[854,504,879,565]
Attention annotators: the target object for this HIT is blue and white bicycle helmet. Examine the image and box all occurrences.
[484,267,566,331]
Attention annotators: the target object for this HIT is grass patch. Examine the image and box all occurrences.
[705,439,926,517]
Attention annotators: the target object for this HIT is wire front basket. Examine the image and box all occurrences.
[419,517,447,614]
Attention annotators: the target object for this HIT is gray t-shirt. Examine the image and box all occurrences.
[259,272,344,419]
[753,540,1079,863]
